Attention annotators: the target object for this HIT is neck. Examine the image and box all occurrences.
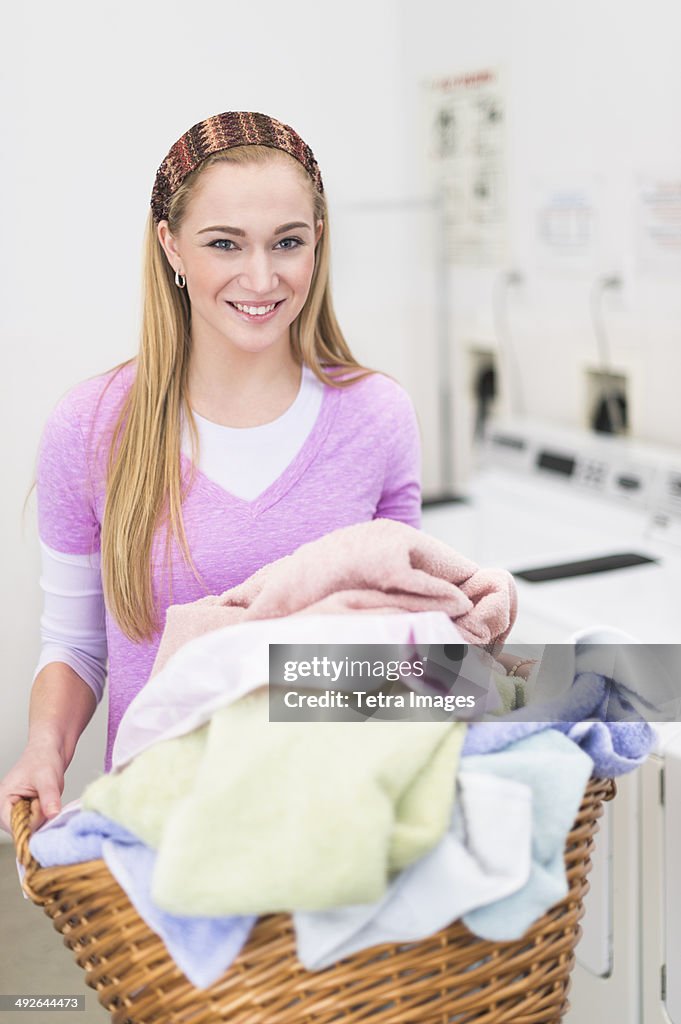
[187,324,302,428]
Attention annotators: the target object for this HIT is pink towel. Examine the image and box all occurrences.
[151,519,517,677]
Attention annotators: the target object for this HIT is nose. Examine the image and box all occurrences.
[237,248,279,295]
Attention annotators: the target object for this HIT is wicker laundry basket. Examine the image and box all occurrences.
[12,777,615,1024]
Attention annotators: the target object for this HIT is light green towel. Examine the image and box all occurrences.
[492,670,527,713]
[83,690,465,916]
[83,727,207,848]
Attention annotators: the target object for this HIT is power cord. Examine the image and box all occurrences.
[491,270,525,419]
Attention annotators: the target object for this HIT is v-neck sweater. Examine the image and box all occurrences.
[181,364,324,500]
[35,358,422,771]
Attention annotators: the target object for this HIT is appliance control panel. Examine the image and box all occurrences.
[482,420,681,522]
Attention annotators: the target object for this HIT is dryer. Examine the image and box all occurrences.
[421,418,681,1024]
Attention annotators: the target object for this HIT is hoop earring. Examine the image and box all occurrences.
[175,270,186,289]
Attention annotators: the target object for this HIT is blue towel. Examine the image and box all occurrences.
[29,811,255,989]
[29,809,139,864]
[464,672,655,774]
[461,729,593,940]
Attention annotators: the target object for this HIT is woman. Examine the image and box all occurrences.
[0,111,421,834]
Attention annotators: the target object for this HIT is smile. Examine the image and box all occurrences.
[227,300,285,322]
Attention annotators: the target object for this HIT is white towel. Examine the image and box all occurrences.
[293,770,532,969]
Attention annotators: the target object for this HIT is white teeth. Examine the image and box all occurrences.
[233,302,277,315]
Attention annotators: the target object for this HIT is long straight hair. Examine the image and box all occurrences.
[29,146,372,643]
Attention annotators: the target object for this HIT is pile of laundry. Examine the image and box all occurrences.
[26,520,655,989]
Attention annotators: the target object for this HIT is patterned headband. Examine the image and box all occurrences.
[150,111,324,223]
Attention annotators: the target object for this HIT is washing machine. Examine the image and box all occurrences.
[640,723,681,1024]
[421,418,681,1024]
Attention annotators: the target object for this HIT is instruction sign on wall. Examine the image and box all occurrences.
[425,67,508,266]
[636,176,681,273]
[534,182,601,276]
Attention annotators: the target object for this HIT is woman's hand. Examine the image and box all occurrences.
[2,663,100,837]
[495,652,538,682]
[0,742,66,836]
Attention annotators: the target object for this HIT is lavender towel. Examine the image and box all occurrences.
[29,811,255,989]
[464,671,655,774]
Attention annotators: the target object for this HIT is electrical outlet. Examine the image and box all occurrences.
[468,346,499,440]
[585,367,629,436]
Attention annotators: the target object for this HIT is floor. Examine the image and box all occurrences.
[0,842,109,1023]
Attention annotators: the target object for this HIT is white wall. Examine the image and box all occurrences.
[1,0,438,833]
[397,0,681,479]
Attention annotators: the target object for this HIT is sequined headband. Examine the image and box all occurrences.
[150,111,324,223]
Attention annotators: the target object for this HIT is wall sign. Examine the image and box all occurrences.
[426,67,507,266]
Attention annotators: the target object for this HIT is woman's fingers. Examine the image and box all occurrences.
[29,796,46,833]
[38,785,62,821]
[0,752,65,836]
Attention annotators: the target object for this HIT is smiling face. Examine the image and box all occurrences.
[157,156,323,356]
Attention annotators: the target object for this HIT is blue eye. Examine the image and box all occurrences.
[210,239,237,251]
[275,237,304,250]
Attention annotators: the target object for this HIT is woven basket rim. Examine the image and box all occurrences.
[11,778,616,881]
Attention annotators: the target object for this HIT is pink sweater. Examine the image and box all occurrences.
[35,359,421,770]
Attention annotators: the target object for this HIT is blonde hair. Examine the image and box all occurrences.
[27,145,372,643]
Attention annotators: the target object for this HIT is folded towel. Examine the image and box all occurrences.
[83,689,466,916]
[28,811,255,989]
[151,519,517,676]
[462,730,593,941]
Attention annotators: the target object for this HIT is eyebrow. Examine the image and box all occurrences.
[197,221,312,236]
